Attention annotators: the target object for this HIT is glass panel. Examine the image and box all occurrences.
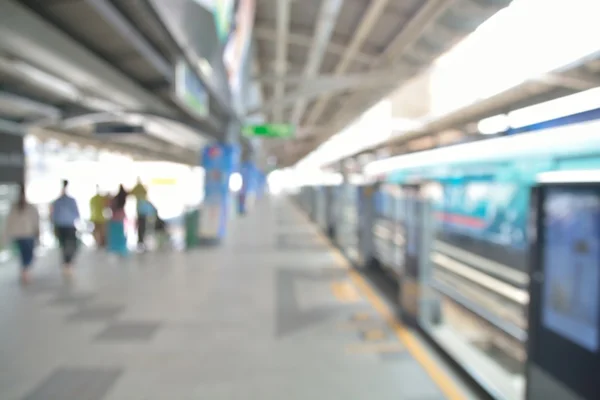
[418,181,527,400]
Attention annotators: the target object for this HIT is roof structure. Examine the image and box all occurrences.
[251,0,514,166]
[0,0,525,167]
[339,49,600,166]
[0,0,227,163]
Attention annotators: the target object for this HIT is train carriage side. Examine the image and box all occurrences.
[367,117,600,400]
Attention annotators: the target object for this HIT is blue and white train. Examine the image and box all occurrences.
[295,107,600,400]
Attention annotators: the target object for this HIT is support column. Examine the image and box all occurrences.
[238,140,263,215]
[198,120,241,244]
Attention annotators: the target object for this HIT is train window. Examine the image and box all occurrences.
[421,182,443,202]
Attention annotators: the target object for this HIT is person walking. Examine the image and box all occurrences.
[90,185,108,249]
[107,185,128,256]
[4,184,40,284]
[51,180,80,275]
[130,178,148,250]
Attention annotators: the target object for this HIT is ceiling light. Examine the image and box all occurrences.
[477,114,509,135]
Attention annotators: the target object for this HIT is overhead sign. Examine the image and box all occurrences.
[0,129,24,184]
[95,123,144,135]
[223,0,256,94]
[174,60,210,118]
[242,124,295,139]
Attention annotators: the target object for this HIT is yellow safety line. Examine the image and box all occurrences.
[362,329,387,341]
[292,203,467,400]
[330,281,362,303]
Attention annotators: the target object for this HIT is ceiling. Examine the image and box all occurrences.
[251,0,514,166]
[339,47,600,167]
[0,0,522,168]
[0,0,227,164]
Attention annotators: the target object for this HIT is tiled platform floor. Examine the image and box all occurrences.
[0,196,469,400]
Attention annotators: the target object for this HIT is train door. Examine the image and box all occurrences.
[357,184,376,268]
[399,183,423,325]
[526,183,600,400]
[336,183,360,264]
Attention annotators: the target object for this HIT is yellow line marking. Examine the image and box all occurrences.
[352,312,373,321]
[292,203,466,400]
[349,269,465,400]
[362,329,387,341]
[345,341,405,354]
[330,281,362,303]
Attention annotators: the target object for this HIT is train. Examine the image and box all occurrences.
[293,111,600,400]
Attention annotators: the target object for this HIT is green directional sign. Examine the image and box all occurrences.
[242,124,295,139]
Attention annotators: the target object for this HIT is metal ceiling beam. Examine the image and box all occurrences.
[273,0,291,122]
[1,0,173,114]
[304,0,390,126]
[536,72,600,91]
[379,0,454,65]
[0,91,62,120]
[0,118,24,135]
[248,67,429,115]
[84,0,173,82]
[253,26,372,65]
[302,0,454,158]
[246,72,401,115]
[289,0,343,126]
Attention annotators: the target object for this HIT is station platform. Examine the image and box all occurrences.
[0,196,474,400]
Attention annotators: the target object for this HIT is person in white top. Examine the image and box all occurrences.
[5,184,40,284]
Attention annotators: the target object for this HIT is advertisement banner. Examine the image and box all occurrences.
[199,144,239,239]
[223,0,256,94]
[542,188,600,352]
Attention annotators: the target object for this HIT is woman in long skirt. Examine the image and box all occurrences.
[107,185,128,256]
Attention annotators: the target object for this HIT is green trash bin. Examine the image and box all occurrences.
[185,209,200,249]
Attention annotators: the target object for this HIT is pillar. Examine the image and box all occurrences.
[238,138,263,215]
[198,121,241,244]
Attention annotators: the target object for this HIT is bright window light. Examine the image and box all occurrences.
[431,0,600,117]
[229,172,243,192]
[477,114,510,135]
[296,99,395,169]
[508,86,600,128]
[365,118,600,177]
[475,87,600,134]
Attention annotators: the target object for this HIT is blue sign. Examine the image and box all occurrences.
[200,144,239,239]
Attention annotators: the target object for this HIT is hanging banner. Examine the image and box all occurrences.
[223,0,256,94]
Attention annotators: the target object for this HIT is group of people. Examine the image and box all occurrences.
[4,178,165,284]
[89,179,155,255]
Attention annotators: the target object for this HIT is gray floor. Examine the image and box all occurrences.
[0,197,450,400]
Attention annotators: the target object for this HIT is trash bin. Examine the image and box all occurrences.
[184,209,200,249]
